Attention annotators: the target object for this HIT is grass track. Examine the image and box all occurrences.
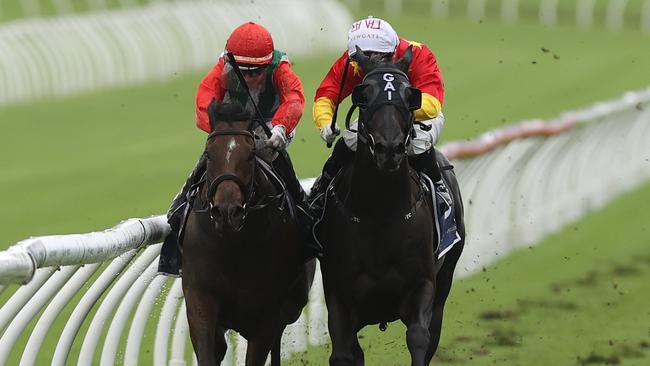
[286,180,650,365]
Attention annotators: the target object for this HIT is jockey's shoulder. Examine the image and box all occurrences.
[397,38,433,56]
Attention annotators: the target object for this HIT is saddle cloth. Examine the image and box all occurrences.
[421,173,462,260]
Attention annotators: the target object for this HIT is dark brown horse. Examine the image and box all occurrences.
[181,101,316,365]
[314,48,465,365]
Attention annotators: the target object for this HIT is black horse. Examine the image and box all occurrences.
[181,101,316,365]
[314,47,465,365]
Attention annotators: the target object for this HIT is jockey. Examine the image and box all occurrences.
[159,22,320,277]
[310,16,447,209]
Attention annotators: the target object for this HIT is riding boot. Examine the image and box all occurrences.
[308,138,354,215]
[158,151,208,277]
[272,150,323,260]
[409,148,442,182]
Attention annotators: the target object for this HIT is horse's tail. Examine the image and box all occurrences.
[271,336,281,365]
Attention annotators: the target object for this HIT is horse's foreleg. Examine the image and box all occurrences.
[185,290,223,366]
[214,327,228,363]
[400,279,435,366]
[245,323,283,366]
[352,336,365,366]
[426,243,464,363]
[326,293,360,366]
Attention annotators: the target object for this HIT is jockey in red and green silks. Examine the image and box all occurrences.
[159,22,320,277]
[195,47,304,138]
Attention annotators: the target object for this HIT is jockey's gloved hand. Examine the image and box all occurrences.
[320,124,339,145]
[266,125,287,151]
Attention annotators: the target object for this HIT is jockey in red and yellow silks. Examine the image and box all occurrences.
[308,16,448,211]
[313,37,444,130]
[159,22,319,277]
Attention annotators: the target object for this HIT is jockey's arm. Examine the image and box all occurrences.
[313,52,361,129]
[271,62,305,134]
[195,60,227,133]
[407,44,444,122]
[406,43,445,146]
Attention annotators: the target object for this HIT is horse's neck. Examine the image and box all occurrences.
[348,149,413,215]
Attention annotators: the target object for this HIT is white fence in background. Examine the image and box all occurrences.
[11,0,168,17]
[0,87,649,364]
[0,0,351,107]
[354,0,650,33]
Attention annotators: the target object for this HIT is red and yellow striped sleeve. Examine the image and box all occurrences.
[399,39,444,121]
[313,52,364,129]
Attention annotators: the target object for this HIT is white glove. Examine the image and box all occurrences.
[266,125,287,151]
[320,124,339,145]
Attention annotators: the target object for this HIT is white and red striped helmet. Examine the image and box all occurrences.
[347,16,399,57]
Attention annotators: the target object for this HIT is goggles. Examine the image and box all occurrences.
[239,64,267,76]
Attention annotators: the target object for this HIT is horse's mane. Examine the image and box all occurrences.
[207,100,252,129]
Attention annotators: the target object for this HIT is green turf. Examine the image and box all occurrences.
[0,10,649,366]
[285,180,650,365]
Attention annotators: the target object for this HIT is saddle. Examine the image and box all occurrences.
[316,162,460,261]
[419,170,461,260]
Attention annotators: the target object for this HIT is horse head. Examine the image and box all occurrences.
[204,99,256,232]
[350,46,422,174]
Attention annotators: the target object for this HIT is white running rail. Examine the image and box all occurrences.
[0,87,649,364]
[0,0,352,106]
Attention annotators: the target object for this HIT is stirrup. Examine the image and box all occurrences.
[433,180,452,209]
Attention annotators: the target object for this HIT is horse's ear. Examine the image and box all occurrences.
[395,45,413,74]
[406,87,422,111]
[351,46,372,73]
[351,84,369,107]
[207,98,219,131]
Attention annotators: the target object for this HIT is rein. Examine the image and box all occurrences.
[345,67,416,156]
[205,129,257,206]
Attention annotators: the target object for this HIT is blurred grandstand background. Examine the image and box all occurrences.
[3,0,650,31]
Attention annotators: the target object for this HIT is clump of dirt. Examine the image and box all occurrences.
[517,299,578,312]
[486,327,521,347]
[432,347,463,363]
[577,339,650,365]
[577,352,621,365]
[479,309,518,320]
[453,335,480,343]
[611,265,640,277]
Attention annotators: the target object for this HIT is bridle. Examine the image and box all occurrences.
[345,67,418,157]
[199,128,286,229]
[204,129,257,226]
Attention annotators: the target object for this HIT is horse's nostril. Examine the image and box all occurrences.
[396,142,406,155]
[231,205,245,219]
